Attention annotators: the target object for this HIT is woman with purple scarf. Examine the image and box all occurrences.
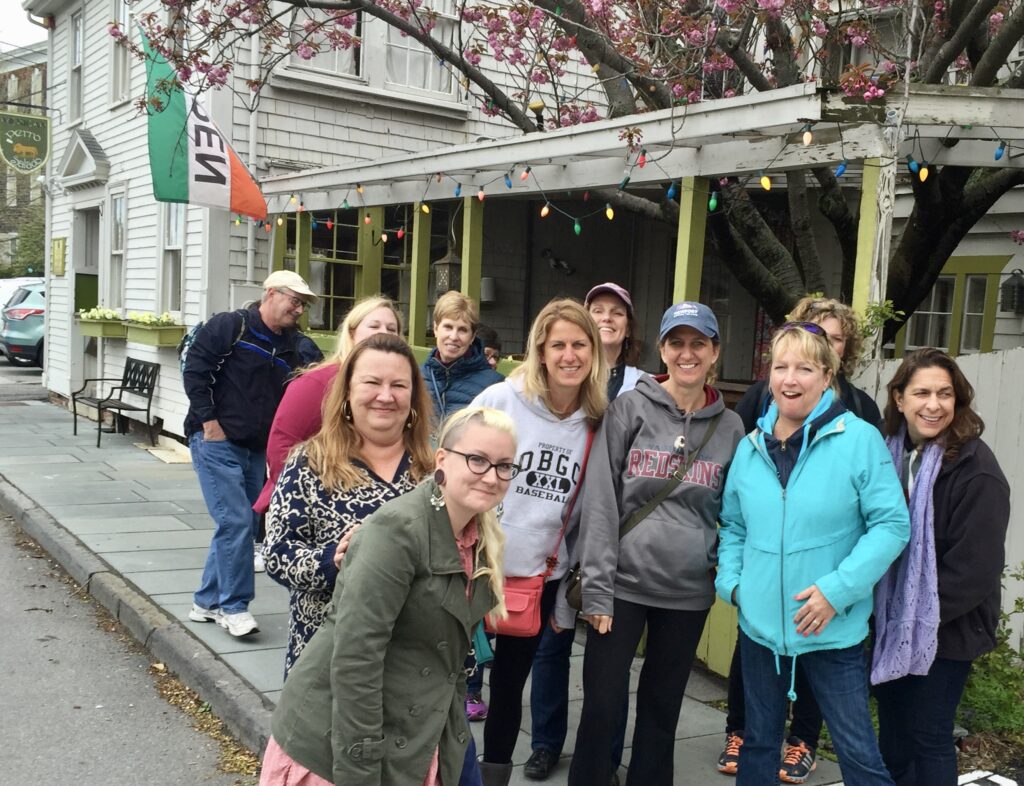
[873,348,1010,786]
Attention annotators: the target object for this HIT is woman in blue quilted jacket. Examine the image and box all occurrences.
[715,322,909,786]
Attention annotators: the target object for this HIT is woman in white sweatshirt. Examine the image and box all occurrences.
[471,298,608,786]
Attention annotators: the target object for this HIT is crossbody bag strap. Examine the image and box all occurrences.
[618,412,722,541]
[545,426,596,577]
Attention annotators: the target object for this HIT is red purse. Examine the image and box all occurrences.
[486,428,595,638]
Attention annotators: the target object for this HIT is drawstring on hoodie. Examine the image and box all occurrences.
[772,651,800,702]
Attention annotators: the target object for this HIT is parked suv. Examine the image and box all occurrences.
[0,276,43,309]
[1,281,46,367]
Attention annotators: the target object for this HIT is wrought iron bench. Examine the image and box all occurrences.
[71,358,160,447]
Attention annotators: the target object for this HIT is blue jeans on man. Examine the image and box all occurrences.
[738,632,894,786]
[190,433,264,613]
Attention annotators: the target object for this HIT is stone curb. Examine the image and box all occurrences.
[0,476,272,756]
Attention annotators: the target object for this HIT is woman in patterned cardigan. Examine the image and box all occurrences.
[265,333,434,675]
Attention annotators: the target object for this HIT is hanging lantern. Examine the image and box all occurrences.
[1001,268,1024,314]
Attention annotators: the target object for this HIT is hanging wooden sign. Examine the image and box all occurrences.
[0,111,50,175]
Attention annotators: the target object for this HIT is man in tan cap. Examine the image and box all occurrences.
[182,271,318,638]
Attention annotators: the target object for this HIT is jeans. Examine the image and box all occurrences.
[726,629,824,748]
[190,433,264,613]
[458,738,482,786]
[738,632,893,786]
[875,657,972,786]
[568,598,708,786]
[483,581,559,763]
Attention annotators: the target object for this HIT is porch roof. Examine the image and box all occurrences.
[260,81,1024,213]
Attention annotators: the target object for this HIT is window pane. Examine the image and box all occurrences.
[111,196,124,252]
[165,203,183,248]
[162,250,182,312]
[109,254,123,308]
[933,277,955,313]
[290,10,361,76]
[961,314,982,353]
[965,275,987,314]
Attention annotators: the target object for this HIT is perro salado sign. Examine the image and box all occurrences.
[0,111,50,175]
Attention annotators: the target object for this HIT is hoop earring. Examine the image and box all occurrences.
[342,400,353,422]
[406,409,418,431]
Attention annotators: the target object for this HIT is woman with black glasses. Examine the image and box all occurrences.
[716,322,909,786]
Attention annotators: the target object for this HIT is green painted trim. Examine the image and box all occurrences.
[893,324,907,357]
[852,160,881,317]
[940,255,1011,276]
[271,216,287,273]
[295,213,312,331]
[356,207,384,298]
[947,274,966,356]
[672,177,708,302]
[409,207,432,346]
[307,330,338,354]
[461,195,483,305]
[981,273,999,353]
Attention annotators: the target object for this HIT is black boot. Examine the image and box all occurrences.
[479,761,513,786]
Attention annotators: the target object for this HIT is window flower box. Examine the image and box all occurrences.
[77,318,127,339]
[124,322,187,347]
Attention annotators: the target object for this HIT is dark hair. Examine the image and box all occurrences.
[476,324,501,353]
[620,312,644,367]
[882,347,983,461]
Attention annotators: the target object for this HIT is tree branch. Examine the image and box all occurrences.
[721,183,805,295]
[715,25,772,91]
[922,0,999,83]
[786,171,825,293]
[971,2,1024,86]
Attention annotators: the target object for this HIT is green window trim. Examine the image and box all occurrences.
[892,255,1010,357]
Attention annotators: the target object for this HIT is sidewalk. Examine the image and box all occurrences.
[0,389,847,785]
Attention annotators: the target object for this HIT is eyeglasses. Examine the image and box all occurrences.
[446,449,521,481]
[780,321,826,337]
[275,289,306,310]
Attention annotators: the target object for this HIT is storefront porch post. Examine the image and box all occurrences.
[408,206,432,346]
[852,158,897,319]
[460,195,483,305]
[672,177,709,302]
[356,206,385,298]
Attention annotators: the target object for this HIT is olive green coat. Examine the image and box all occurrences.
[271,482,499,785]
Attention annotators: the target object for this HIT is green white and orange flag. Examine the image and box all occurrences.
[141,29,267,220]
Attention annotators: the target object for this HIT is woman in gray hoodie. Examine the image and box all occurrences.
[566,302,745,786]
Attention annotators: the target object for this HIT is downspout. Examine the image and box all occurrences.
[244,27,260,284]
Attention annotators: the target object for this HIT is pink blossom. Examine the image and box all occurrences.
[108,23,124,39]
[207,66,229,86]
[296,43,315,60]
[177,65,192,82]
[989,11,1004,35]
[812,20,827,37]
[715,0,742,12]
[1011,229,1024,245]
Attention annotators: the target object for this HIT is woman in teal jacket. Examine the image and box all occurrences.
[715,323,909,786]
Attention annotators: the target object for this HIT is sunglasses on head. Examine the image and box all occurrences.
[780,321,826,337]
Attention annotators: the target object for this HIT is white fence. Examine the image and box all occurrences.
[855,347,1024,650]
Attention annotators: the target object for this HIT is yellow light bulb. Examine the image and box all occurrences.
[540,203,550,218]
[802,129,813,146]
[760,174,772,191]
[919,166,930,182]
[276,216,283,226]
[605,204,614,220]
[289,195,297,204]
[420,202,430,214]
[356,183,364,194]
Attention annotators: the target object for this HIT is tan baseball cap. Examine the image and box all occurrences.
[263,270,317,301]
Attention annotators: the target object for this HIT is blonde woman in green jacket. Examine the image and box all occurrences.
[261,407,517,786]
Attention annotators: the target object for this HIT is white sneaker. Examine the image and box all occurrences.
[254,543,266,573]
[188,603,222,623]
[219,610,259,637]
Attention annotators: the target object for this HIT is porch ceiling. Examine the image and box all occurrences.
[260,81,1024,213]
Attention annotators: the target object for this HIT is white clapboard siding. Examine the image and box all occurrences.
[855,348,1024,649]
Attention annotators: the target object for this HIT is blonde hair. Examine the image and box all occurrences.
[433,290,480,332]
[436,406,515,621]
[787,296,863,376]
[510,298,608,426]
[305,333,433,491]
[770,325,840,393]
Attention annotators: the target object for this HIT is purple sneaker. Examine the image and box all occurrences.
[465,692,488,721]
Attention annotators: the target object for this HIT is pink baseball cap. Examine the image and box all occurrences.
[585,282,633,316]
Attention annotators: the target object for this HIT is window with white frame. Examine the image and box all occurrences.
[111,0,131,102]
[161,202,185,313]
[959,275,988,353]
[108,192,125,308]
[289,9,362,77]
[281,2,460,103]
[70,11,84,121]
[904,275,955,352]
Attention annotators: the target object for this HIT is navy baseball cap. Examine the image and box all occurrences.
[659,302,719,342]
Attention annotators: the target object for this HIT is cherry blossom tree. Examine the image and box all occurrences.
[119,0,1024,339]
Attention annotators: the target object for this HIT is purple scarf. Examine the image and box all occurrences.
[870,426,942,685]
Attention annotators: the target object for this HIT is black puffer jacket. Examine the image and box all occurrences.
[932,437,1010,661]
[183,305,304,450]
